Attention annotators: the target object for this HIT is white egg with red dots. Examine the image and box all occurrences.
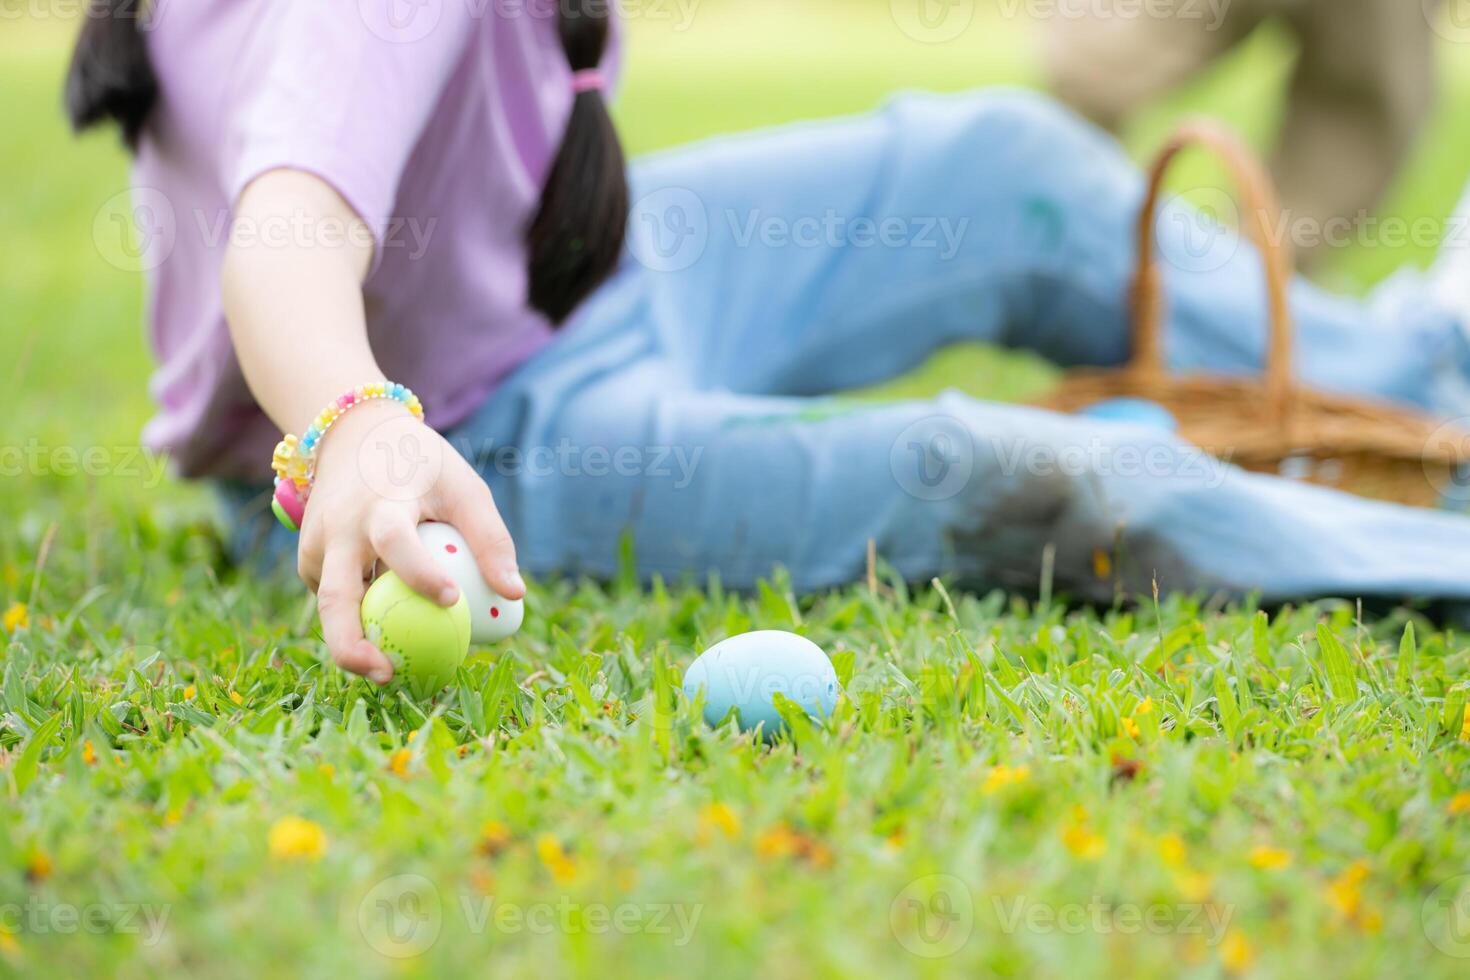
[415,521,524,643]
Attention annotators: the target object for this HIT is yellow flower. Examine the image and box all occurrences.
[755,824,802,860]
[0,924,18,955]
[387,748,412,778]
[479,820,511,856]
[1092,548,1112,579]
[2,603,28,633]
[456,744,471,758]
[1135,697,1154,715]
[1157,833,1187,868]
[753,824,830,867]
[163,806,183,827]
[535,834,577,883]
[318,763,335,779]
[81,740,97,766]
[1460,704,1470,742]
[407,729,419,743]
[697,803,741,842]
[982,764,1032,795]
[805,840,835,870]
[24,850,52,882]
[229,691,244,705]
[1173,870,1213,902]
[1220,931,1255,974]
[1062,823,1106,860]
[1249,845,1293,871]
[1327,861,1371,921]
[1121,716,1140,739]
[183,685,196,701]
[268,816,327,862]
[1449,790,1470,816]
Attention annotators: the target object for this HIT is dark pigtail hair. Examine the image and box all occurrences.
[526,1,630,325]
[64,0,158,151]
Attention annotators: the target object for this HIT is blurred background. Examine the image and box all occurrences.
[5,0,1470,523]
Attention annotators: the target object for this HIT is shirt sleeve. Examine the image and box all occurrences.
[223,0,478,243]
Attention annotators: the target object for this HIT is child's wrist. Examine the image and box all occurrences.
[312,398,416,476]
[268,381,426,530]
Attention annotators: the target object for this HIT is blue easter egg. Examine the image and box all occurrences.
[682,630,839,737]
[1081,398,1178,432]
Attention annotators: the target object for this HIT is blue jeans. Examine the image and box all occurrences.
[230,90,1470,602]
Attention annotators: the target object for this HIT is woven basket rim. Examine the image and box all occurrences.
[1041,370,1470,466]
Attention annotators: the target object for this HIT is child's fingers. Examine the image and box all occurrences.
[334,638,393,685]
[317,547,392,684]
[295,535,325,595]
[445,485,525,600]
[368,513,459,606]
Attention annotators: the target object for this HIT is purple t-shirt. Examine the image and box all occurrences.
[135,0,619,478]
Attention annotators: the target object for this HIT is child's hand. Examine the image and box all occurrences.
[218,168,520,682]
[294,399,525,683]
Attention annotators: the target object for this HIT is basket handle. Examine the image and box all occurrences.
[1129,121,1296,425]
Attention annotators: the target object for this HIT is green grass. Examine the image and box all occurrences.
[4,551,1470,976]
[4,4,1470,977]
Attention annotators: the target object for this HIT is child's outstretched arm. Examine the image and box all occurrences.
[221,168,526,683]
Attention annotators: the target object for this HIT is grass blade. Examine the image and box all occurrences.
[1394,622,1416,691]
[1315,624,1357,703]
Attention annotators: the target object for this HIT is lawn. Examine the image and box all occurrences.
[3,3,1470,977]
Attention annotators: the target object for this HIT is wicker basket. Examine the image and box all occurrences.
[1035,120,1469,508]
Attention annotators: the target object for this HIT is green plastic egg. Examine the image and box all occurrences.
[360,571,471,699]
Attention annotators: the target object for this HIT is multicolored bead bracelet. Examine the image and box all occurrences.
[269,382,425,531]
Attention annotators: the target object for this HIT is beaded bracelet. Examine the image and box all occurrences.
[269,382,425,531]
